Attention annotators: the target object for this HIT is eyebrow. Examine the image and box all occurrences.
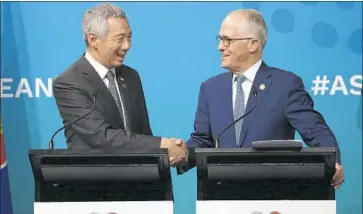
[219,35,232,40]
[115,32,132,37]
[218,34,230,38]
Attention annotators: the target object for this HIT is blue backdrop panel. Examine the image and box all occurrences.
[1,2,361,214]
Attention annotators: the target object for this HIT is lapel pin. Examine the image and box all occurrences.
[121,83,127,88]
[259,84,266,91]
[119,77,124,81]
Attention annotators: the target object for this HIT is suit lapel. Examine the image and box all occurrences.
[238,62,273,147]
[115,67,131,131]
[79,56,124,127]
[218,72,237,148]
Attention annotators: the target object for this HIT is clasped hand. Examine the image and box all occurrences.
[161,138,188,167]
[331,163,344,189]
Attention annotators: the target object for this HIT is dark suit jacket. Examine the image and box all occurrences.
[186,61,341,163]
[53,55,161,149]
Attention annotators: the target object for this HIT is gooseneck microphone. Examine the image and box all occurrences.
[214,86,258,148]
[48,94,97,149]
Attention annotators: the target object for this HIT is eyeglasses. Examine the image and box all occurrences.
[216,35,254,47]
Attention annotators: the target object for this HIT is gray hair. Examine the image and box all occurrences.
[82,3,127,45]
[231,9,268,49]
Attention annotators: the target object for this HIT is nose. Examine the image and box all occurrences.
[218,40,225,51]
[121,39,131,51]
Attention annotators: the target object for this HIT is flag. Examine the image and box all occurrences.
[0,119,13,214]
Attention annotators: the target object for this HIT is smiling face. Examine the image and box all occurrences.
[217,12,262,73]
[87,17,132,69]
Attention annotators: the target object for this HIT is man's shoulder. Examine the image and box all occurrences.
[264,64,303,84]
[202,71,231,86]
[271,66,298,76]
[54,56,85,83]
[120,64,136,72]
[116,64,141,79]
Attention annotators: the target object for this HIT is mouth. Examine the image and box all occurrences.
[116,53,125,59]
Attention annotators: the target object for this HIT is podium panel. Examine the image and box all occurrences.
[34,201,173,214]
[195,147,336,201]
[29,149,173,202]
[196,200,336,214]
[194,147,337,214]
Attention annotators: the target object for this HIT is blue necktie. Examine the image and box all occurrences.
[234,75,246,146]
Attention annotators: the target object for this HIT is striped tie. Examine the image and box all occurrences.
[105,71,127,130]
[234,75,246,146]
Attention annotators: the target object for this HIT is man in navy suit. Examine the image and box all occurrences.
[185,9,344,189]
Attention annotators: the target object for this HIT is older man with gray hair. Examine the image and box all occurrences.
[185,9,344,189]
[53,3,187,164]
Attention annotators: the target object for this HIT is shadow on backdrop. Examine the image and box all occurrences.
[1,2,40,214]
[358,91,362,131]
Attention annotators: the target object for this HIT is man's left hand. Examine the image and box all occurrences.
[332,163,344,189]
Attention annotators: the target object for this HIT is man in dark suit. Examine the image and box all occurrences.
[53,3,187,163]
[185,9,344,189]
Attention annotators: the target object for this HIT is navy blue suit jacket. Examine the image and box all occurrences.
[186,62,341,163]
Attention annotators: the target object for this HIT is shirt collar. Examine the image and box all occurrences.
[85,52,116,79]
[233,59,262,83]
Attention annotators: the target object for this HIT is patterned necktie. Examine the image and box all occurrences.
[105,71,125,124]
[234,75,246,146]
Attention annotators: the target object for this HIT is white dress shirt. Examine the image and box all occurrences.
[232,59,262,111]
[84,52,127,128]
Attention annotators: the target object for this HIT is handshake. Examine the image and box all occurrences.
[160,137,188,167]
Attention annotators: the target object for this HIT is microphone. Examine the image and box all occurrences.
[214,86,258,148]
[48,94,97,149]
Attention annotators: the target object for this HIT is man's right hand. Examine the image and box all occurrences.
[160,138,188,166]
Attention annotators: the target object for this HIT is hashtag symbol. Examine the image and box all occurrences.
[311,75,330,95]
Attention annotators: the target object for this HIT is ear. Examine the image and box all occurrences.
[87,32,99,49]
[248,39,260,53]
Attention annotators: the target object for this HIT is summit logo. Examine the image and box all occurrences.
[0,77,53,98]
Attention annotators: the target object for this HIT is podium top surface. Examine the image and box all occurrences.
[195,147,335,154]
[29,148,168,157]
